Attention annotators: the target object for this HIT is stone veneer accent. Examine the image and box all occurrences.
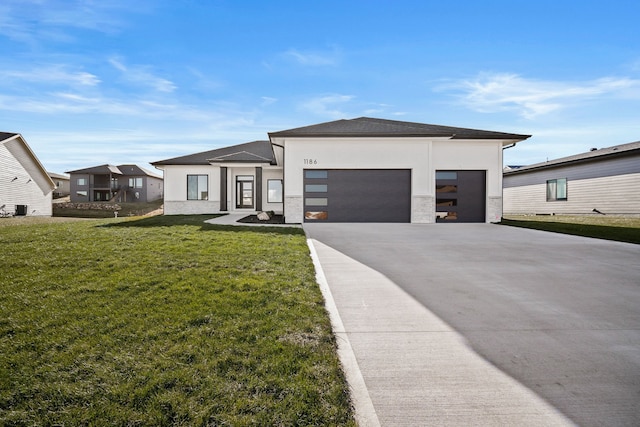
[412,195,435,223]
[284,196,303,223]
[487,196,503,223]
[164,200,220,215]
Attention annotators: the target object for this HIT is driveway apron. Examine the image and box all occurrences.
[304,223,640,427]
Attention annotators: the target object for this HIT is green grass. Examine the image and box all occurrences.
[501,215,640,244]
[0,216,355,426]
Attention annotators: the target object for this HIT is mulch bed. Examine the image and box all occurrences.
[237,214,285,224]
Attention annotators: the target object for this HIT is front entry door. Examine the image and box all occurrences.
[236,175,254,209]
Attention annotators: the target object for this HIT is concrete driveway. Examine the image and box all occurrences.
[304,223,640,427]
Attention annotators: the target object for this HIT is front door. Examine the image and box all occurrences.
[236,175,254,209]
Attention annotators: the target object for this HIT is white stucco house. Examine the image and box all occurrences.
[152,117,530,223]
[1,132,56,217]
[504,141,640,215]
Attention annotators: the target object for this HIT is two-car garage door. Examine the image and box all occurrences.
[303,169,411,222]
[302,169,487,223]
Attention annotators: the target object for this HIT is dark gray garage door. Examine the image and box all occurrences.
[304,169,411,222]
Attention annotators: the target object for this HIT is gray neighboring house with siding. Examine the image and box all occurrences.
[1,132,56,216]
[503,141,640,215]
[66,164,163,203]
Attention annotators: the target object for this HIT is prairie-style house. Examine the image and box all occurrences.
[152,117,530,223]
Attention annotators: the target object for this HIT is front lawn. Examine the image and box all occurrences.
[0,216,355,426]
[501,215,640,244]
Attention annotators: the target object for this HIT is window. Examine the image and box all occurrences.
[305,198,328,206]
[546,178,567,201]
[305,170,328,179]
[77,178,87,186]
[187,175,208,200]
[435,171,457,180]
[76,191,87,197]
[267,179,283,203]
[129,177,143,188]
[305,184,328,192]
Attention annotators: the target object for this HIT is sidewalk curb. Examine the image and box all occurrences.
[307,238,380,427]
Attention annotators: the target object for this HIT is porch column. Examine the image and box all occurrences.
[255,167,262,211]
[220,167,227,211]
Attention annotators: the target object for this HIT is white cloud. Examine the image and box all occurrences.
[438,73,640,119]
[109,57,176,93]
[300,94,355,118]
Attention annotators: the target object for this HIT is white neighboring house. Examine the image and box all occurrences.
[152,117,530,223]
[0,132,56,217]
[503,141,640,215]
[48,172,70,198]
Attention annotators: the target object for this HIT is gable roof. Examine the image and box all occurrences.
[269,117,531,142]
[504,140,640,175]
[151,140,275,166]
[48,172,70,180]
[1,132,56,193]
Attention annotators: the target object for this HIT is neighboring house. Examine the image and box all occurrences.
[503,141,640,215]
[0,132,56,216]
[48,172,70,198]
[66,164,163,203]
[152,117,529,223]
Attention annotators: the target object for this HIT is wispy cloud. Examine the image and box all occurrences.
[261,96,278,106]
[283,47,341,66]
[438,73,640,119]
[109,57,176,93]
[0,0,140,43]
[0,65,100,87]
[300,94,354,118]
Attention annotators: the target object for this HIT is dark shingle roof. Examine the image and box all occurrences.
[66,164,123,175]
[0,132,19,142]
[504,141,640,175]
[151,140,275,165]
[65,164,163,178]
[269,117,530,141]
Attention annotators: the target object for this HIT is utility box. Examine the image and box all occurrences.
[15,205,27,216]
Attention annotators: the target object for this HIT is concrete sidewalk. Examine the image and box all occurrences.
[307,236,575,427]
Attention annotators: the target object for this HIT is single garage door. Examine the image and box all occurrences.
[304,169,411,222]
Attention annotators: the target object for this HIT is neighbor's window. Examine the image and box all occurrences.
[546,178,567,201]
[77,178,87,186]
[76,191,87,197]
[129,177,143,188]
[187,175,208,200]
[267,179,283,203]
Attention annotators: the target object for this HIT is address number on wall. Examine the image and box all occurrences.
[303,158,318,165]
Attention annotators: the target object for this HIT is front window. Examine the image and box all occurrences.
[546,178,567,201]
[187,175,208,200]
[77,178,87,186]
[267,179,283,203]
[129,177,143,188]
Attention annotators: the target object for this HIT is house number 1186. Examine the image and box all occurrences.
[303,158,318,165]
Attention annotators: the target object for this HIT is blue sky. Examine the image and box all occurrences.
[1,0,639,173]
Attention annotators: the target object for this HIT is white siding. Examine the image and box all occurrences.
[158,163,283,215]
[504,173,640,215]
[0,138,54,216]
